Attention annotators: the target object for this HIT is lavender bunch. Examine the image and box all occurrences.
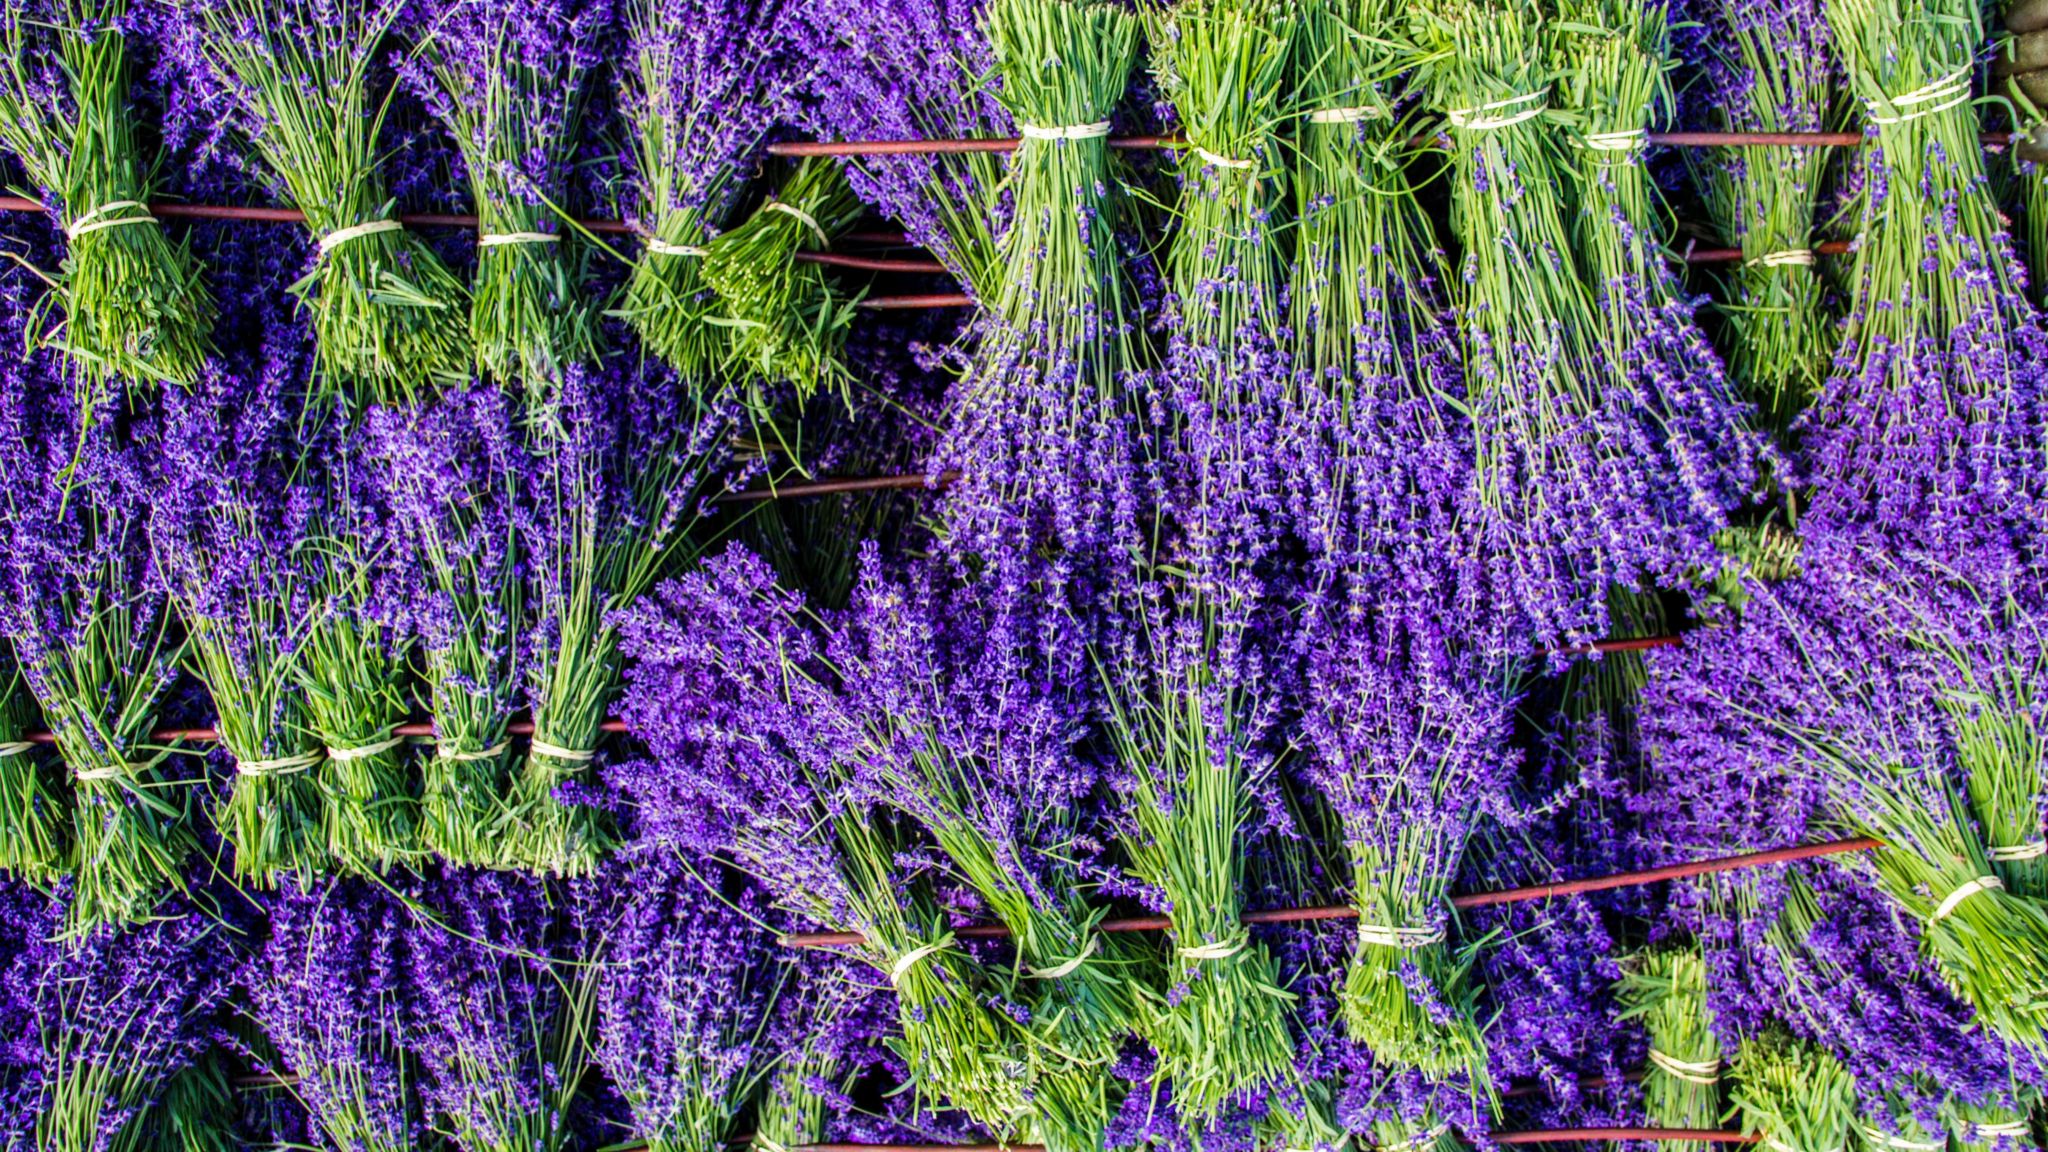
[370,386,528,868]
[1297,587,1519,1092]
[829,556,1137,1152]
[1813,0,2048,534]
[247,879,425,1152]
[801,0,1012,301]
[1093,560,1297,1119]
[164,0,470,403]
[0,334,191,931]
[1643,525,2048,1053]
[701,157,866,414]
[1148,0,1293,520]
[16,903,236,1152]
[398,0,607,392]
[0,0,212,405]
[1417,0,1740,647]
[615,548,1036,1131]
[293,418,421,872]
[1690,0,1836,432]
[594,859,786,1152]
[0,646,59,882]
[507,360,730,877]
[932,0,1146,561]
[408,869,595,1152]
[150,368,328,887]
[1284,0,1471,598]
[615,0,808,384]
[1614,945,1726,1141]
[1728,1028,1858,1152]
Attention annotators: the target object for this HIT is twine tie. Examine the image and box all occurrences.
[1647,1048,1721,1085]
[319,218,403,254]
[1448,90,1548,131]
[66,200,159,239]
[237,749,323,777]
[478,232,561,247]
[889,933,956,985]
[327,733,405,763]
[1027,933,1100,979]
[1019,121,1113,141]
[767,201,830,247]
[1930,874,2004,923]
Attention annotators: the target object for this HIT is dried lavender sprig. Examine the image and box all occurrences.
[1690,0,1836,433]
[702,158,865,416]
[0,0,213,403]
[1815,0,2047,530]
[506,362,730,877]
[933,0,1146,560]
[370,388,527,869]
[293,428,421,873]
[1615,944,1725,1146]
[400,0,607,394]
[168,0,471,404]
[0,645,63,881]
[1728,1028,1857,1152]
[615,0,808,385]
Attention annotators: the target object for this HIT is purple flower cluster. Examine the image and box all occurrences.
[248,878,424,1152]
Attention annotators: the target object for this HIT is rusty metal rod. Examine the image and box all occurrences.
[778,835,1879,948]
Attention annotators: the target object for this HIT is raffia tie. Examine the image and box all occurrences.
[478,232,561,247]
[1192,146,1256,171]
[236,749,323,777]
[1769,1141,1843,1152]
[1027,932,1100,979]
[644,237,708,257]
[767,201,831,247]
[1309,105,1386,124]
[1866,65,1974,126]
[74,762,147,783]
[1930,874,2004,923]
[0,740,36,759]
[66,200,160,239]
[1357,921,1447,949]
[1647,1048,1721,1086]
[1582,128,1648,154]
[1858,1126,1943,1152]
[439,740,510,763]
[754,1137,794,1152]
[889,932,956,985]
[318,218,403,254]
[529,738,596,763]
[1747,249,1816,268]
[1989,840,2048,862]
[327,733,405,763]
[1382,1123,1451,1152]
[1178,933,1248,961]
[1972,1122,2032,1141]
[1019,121,1113,141]
[1447,90,1548,131]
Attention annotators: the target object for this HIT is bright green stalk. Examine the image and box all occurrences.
[189,0,469,404]
[1728,1029,1858,1152]
[37,962,183,1152]
[1917,609,2048,900]
[29,552,193,933]
[507,418,720,877]
[755,1050,833,1152]
[1096,592,1298,1121]
[1691,0,1835,432]
[437,954,596,1152]
[0,0,213,404]
[167,507,328,888]
[411,12,600,395]
[1615,945,1725,1148]
[0,641,65,881]
[295,581,420,875]
[135,1054,238,1152]
[702,158,866,417]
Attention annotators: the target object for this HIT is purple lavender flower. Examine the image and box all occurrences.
[407,868,590,1152]
[249,878,425,1152]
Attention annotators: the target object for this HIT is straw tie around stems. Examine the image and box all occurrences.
[0,0,214,406]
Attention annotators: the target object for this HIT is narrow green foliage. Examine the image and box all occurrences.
[0,645,66,881]
[1917,607,2048,900]
[189,0,470,404]
[1855,1094,1945,1152]
[1728,1028,1857,1152]
[702,158,866,416]
[1942,1093,2042,1152]
[1691,2,1835,431]
[0,0,214,403]
[1615,944,1725,1145]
